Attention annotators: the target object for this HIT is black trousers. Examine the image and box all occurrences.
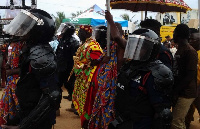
[36,118,53,129]
[57,69,75,96]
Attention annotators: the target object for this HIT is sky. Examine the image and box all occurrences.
[0,0,198,22]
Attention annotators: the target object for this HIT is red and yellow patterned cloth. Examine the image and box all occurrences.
[110,0,191,13]
[72,37,103,117]
[0,42,23,126]
[80,25,92,34]
[1,44,7,52]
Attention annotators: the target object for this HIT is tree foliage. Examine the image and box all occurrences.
[54,12,66,29]
[120,14,136,22]
[71,10,83,18]
[120,13,130,21]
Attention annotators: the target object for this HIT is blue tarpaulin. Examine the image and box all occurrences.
[91,19,128,27]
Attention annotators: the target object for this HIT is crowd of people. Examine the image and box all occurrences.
[0,8,198,129]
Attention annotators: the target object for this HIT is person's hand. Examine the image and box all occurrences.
[102,55,111,64]
[1,125,19,129]
[105,10,114,23]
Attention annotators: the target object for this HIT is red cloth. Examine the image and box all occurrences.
[1,54,7,87]
[81,65,100,127]
[90,51,102,60]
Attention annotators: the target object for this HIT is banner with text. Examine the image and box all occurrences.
[160,26,176,42]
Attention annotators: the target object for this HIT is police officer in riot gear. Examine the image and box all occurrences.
[109,28,174,129]
[2,9,61,129]
[56,22,79,101]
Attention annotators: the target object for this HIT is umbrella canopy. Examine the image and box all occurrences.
[110,0,191,13]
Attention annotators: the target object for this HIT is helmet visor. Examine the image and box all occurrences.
[124,35,154,61]
[4,10,40,36]
[56,23,65,36]
[56,23,75,36]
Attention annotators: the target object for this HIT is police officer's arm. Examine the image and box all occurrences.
[146,65,173,129]
[105,10,126,49]
[148,82,173,129]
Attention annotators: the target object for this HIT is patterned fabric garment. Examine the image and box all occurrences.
[1,43,8,88]
[197,50,200,86]
[72,37,103,116]
[0,42,23,127]
[89,42,118,129]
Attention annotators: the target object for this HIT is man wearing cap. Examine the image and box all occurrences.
[71,25,103,128]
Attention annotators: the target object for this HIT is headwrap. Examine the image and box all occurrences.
[80,25,92,33]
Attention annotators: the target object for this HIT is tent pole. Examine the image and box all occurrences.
[106,0,110,56]
[141,11,143,21]
[145,10,147,20]
[198,0,200,43]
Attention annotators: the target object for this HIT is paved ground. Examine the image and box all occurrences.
[0,88,199,129]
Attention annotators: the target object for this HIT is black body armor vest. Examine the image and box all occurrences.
[56,36,79,72]
[116,60,173,121]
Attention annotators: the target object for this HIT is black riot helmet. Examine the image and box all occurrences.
[95,25,107,49]
[124,28,161,62]
[56,22,75,38]
[4,9,55,43]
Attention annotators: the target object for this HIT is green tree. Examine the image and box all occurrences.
[71,10,83,18]
[121,14,136,22]
[120,14,130,21]
[54,12,66,29]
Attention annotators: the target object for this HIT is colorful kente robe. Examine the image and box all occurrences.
[0,42,23,127]
[89,42,118,129]
[72,37,103,117]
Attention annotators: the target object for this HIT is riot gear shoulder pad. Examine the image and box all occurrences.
[148,60,174,93]
[29,45,57,77]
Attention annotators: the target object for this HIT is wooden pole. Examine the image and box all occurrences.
[199,0,200,33]
[106,0,110,56]
[141,11,143,21]
[145,10,147,20]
